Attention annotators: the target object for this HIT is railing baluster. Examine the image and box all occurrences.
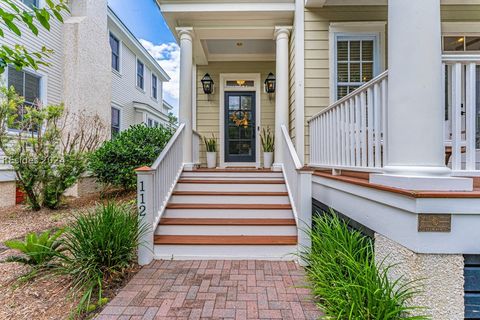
[451,63,462,171]
[355,95,361,167]
[349,99,355,166]
[367,87,374,168]
[360,92,367,167]
[373,83,381,168]
[466,62,476,171]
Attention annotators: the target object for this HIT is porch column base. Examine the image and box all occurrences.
[183,163,196,171]
[272,163,283,172]
[370,172,473,191]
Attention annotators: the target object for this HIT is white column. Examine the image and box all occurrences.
[273,27,292,170]
[370,0,472,191]
[177,27,194,169]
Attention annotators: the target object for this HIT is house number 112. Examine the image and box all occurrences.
[138,180,146,217]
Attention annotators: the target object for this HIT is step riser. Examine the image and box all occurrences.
[175,183,287,192]
[155,225,297,236]
[154,245,298,260]
[169,195,290,204]
[182,172,284,179]
[164,209,294,219]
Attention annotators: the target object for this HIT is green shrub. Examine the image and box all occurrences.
[4,229,64,267]
[89,124,173,190]
[299,213,428,320]
[59,202,144,312]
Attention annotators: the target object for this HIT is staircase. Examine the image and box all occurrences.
[153,169,298,260]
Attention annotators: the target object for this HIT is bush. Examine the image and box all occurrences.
[89,124,173,190]
[299,213,428,319]
[0,86,106,210]
[4,229,64,267]
[59,202,144,312]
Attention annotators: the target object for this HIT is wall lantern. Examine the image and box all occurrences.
[264,72,276,94]
[201,73,214,95]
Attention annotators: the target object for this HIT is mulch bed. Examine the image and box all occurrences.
[0,190,137,320]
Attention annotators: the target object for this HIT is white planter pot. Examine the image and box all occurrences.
[206,152,217,169]
[263,152,273,169]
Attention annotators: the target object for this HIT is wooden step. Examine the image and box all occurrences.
[177,179,285,184]
[154,235,297,245]
[192,168,274,173]
[159,218,296,226]
[172,191,288,196]
[166,203,292,210]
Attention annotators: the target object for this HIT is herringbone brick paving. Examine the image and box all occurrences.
[95,260,322,320]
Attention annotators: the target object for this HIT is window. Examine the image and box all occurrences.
[152,74,158,99]
[111,107,121,137]
[109,33,120,72]
[335,36,376,100]
[443,36,480,52]
[21,0,39,9]
[136,60,144,89]
[147,118,159,127]
[7,66,41,130]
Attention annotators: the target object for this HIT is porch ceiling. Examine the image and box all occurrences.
[157,0,294,65]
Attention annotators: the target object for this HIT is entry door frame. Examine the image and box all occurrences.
[219,73,261,168]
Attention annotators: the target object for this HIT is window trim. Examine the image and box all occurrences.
[136,59,145,91]
[109,32,121,74]
[152,74,158,100]
[328,22,386,104]
[111,106,122,137]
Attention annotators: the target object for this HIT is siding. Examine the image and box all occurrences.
[302,5,480,163]
[196,61,275,166]
[108,18,167,131]
[0,0,67,106]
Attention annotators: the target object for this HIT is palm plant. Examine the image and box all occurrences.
[260,127,274,152]
[4,229,64,267]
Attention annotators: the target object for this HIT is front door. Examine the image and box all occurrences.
[225,91,256,163]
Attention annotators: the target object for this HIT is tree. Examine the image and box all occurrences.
[0,86,107,210]
[168,111,178,131]
[0,0,69,73]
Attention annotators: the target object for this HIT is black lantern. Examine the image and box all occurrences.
[264,72,276,94]
[201,73,214,95]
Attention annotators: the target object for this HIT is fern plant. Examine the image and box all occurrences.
[260,127,274,152]
[204,134,217,152]
[4,229,64,266]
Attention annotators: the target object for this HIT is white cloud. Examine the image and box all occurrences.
[140,39,180,114]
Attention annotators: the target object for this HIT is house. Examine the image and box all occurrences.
[0,0,171,205]
[135,0,480,318]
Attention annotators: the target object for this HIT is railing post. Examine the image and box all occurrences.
[135,166,155,266]
[297,169,313,266]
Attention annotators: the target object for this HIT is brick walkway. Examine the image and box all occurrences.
[96,260,322,320]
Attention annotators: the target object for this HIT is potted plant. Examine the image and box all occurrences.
[203,134,217,168]
[261,127,274,169]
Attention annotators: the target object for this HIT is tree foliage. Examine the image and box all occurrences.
[0,0,70,73]
[0,86,107,210]
[89,124,173,191]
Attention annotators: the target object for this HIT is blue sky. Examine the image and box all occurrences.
[108,0,180,114]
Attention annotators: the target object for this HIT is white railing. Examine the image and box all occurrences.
[281,124,312,256]
[136,123,185,265]
[443,55,480,175]
[151,123,185,226]
[193,130,201,166]
[309,71,388,172]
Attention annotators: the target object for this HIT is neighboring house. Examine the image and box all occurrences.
[0,0,171,204]
[108,8,170,135]
[133,1,480,319]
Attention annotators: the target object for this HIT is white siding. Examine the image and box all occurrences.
[108,15,168,131]
[0,0,67,106]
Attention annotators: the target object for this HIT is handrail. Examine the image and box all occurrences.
[442,54,480,63]
[281,125,302,170]
[152,123,185,169]
[309,70,388,123]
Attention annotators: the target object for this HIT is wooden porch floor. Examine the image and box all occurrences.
[312,170,480,198]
